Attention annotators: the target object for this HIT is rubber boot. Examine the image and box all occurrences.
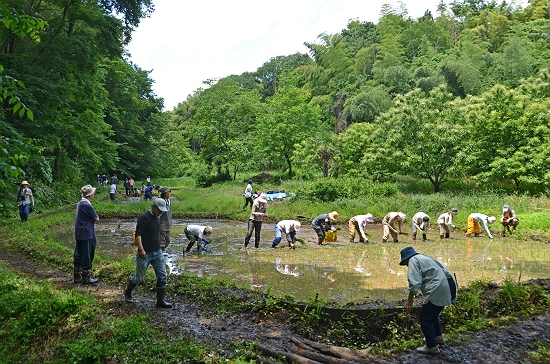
[244,238,249,248]
[422,233,427,241]
[73,267,82,283]
[82,270,98,285]
[440,234,444,240]
[445,232,450,239]
[318,237,324,245]
[412,233,417,241]
[124,281,137,303]
[156,287,172,308]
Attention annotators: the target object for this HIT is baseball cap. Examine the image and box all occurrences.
[152,198,168,212]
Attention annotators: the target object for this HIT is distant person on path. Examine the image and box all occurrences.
[437,208,458,240]
[466,213,496,239]
[272,220,301,249]
[96,175,101,187]
[242,179,253,210]
[110,173,118,185]
[124,198,172,308]
[400,246,457,354]
[15,180,34,222]
[159,188,172,251]
[74,185,99,284]
[382,212,406,243]
[311,211,339,245]
[124,178,131,196]
[348,214,375,243]
[144,183,154,200]
[244,193,268,248]
[412,212,430,241]
[500,204,519,236]
[183,225,213,254]
[109,181,119,201]
[129,177,135,193]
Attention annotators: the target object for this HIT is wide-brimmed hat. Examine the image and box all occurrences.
[328,211,339,220]
[152,198,168,212]
[488,216,497,224]
[204,226,213,236]
[450,208,458,214]
[365,213,375,223]
[399,246,419,265]
[20,181,29,186]
[257,193,267,203]
[81,184,96,197]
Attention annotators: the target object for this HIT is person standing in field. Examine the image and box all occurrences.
[74,185,99,284]
[311,211,339,245]
[382,212,406,243]
[272,220,301,249]
[124,198,172,308]
[466,213,496,239]
[15,180,34,222]
[437,208,458,240]
[412,212,430,241]
[242,179,253,210]
[400,246,457,354]
[500,204,519,236]
[348,214,375,243]
[109,181,119,201]
[159,188,172,251]
[244,193,268,248]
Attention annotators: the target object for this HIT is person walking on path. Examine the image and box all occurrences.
[124,198,172,308]
[312,211,339,245]
[244,193,268,248]
[348,214,375,243]
[74,185,99,284]
[159,188,172,251]
[500,204,519,236]
[183,225,213,254]
[466,213,496,239]
[272,220,301,249]
[15,180,35,222]
[382,212,406,243]
[109,181,119,201]
[400,246,457,354]
[412,212,430,241]
[242,179,254,210]
[437,208,458,240]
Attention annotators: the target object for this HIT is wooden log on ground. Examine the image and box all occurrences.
[294,348,358,364]
[256,343,322,364]
[292,337,387,364]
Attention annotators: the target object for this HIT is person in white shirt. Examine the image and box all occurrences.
[242,179,253,210]
[348,214,375,243]
[437,208,458,240]
[184,225,213,254]
[466,213,496,239]
[412,212,430,241]
[272,220,301,249]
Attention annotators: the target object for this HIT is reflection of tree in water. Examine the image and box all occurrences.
[275,258,299,277]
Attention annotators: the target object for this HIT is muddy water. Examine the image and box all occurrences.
[57,219,550,305]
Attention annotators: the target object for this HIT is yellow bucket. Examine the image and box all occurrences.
[324,230,337,242]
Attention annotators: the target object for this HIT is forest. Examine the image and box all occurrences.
[2,0,550,212]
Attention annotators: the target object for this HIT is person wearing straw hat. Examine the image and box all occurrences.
[382,212,406,243]
[74,185,99,284]
[465,213,496,239]
[399,246,457,354]
[437,208,458,240]
[312,211,339,245]
[272,220,301,249]
[348,214,375,243]
[244,193,268,248]
[15,181,35,222]
[183,225,213,254]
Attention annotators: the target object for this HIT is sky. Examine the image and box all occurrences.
[126,0,527,111]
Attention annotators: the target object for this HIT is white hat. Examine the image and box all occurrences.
[365,213,375,223]
[293,221,301,232]
[398,212,406,220]
[488,216,497,224]
[204,226,213,236]
[257,193,267,203]
[81,184,96,197]
[502,204,510,213]
[152,198,168,212]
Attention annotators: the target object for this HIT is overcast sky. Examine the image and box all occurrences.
[126,0,527,111]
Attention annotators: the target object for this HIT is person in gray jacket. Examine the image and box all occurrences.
[159,188,172,251]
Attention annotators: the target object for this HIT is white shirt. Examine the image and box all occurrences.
[469,213,493,238]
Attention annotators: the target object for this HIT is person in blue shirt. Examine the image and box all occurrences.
[144,183,154,200]
[74,185,99,284]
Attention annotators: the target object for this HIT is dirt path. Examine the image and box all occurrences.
[2,246,550,363]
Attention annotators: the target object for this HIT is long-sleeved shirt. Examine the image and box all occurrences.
[135,210,161,252]
[276,220,300,233]
[382,212,402,232]
[437,212,454,226]
[185,225,208,240]
[412,212,430,231]
[16,187,34,206]
[470,213,493,238]
[352,215,372,238]
[312,213,330,230]
[248,198,267,221]
[244,183,253,198]
[407,254,455,307]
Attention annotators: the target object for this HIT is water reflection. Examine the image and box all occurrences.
[55,219,550,305]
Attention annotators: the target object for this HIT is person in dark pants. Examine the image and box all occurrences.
[124,198,172,308]
[15,180,34,222]
[242,179,253,209]
[311,211,339,245]
[74,185,99,284]
[400,246,457,354]
[159,188,172,251]
[244,193,268,248]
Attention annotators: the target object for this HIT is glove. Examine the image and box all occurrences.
[201,238,210,245]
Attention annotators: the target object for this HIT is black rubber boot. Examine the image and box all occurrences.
[156,288,172,308]
[82,270,98,285]
[318,238,324,245]
[422,233,427,241]
[445,232,450,239]
[124,281,137,303]
[73,267,82,284]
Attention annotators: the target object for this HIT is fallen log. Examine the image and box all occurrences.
[293,337,386,364]
[256,343,322,364]
[294,348,358,364]
[290,337,369,363]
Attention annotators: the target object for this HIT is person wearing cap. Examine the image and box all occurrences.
[500,204,519,236]
[399,246,457,354]
[272,220,301,249]
[311,211,339,245]
[158,188,172,251]
[348,214,375,243]
[124,198,172,308]
[382,212,406,243]
[184,225,213,254]
[74,185,99,284]
[437,208,458,240]
[412,212,431,241]
[244,193,268,248]
[15,181,35,222]
[242,179,254,210]
[466,213,496,239]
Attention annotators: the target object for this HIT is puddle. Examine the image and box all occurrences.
[55,219,550,305]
